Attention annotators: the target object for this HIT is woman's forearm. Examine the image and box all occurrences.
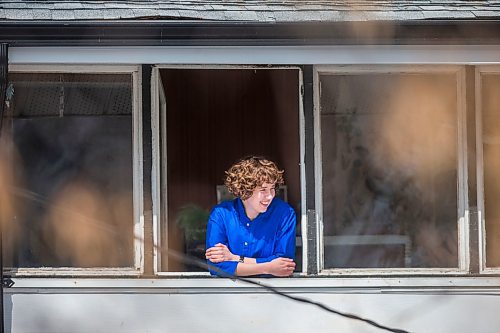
[235,261,269,276]
[235,257,295,277]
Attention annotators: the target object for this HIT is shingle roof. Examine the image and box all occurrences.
[1,1,500,22]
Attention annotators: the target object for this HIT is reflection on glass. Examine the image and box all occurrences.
[3,73,134,268]
[320,72,458,269]
[482,74,500,267]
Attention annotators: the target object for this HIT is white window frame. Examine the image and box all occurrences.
[314,65,469,275]
[150,65,306,276]
[5,64,144,277]
[475,65,500,274]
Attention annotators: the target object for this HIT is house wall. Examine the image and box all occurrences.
[5,45,500,333]
[4,278,500,333]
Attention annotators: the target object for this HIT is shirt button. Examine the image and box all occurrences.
[244,242,248,246]
[246,223,250,227]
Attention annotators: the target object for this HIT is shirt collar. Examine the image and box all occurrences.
[235,197,250,223]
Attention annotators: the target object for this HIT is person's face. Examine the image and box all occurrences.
[242,182,276,220]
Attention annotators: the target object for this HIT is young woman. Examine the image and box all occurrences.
[205,156,296,277]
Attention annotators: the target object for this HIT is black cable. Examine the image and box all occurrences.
[0,48,408,332]
[4,185,412,333]
[167,250,410,333]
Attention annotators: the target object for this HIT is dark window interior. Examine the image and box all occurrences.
[160,68,301,272]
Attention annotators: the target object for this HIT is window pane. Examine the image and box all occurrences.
[320,71,458,269]
[3,73,134,268]
[482,73,500,267]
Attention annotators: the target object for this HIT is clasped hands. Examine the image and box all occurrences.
[205,243,295,277]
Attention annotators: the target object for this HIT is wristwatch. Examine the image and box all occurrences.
[238,255,245,263]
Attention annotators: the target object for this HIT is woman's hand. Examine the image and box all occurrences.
[265,258,296,277]
[205,243,238,263]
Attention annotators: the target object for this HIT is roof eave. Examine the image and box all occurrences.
[1,19,500,47]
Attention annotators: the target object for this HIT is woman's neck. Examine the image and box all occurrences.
[242,200,258,220]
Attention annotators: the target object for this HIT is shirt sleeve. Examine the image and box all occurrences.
[205,208,238,277]
[255,207,296,264]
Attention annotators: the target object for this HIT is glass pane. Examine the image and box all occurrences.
[2,73,134,268]
[320,71,458,269]
[482,74,500,267]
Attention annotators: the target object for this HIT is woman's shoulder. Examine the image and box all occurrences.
[211,199,238,215]
[271,197,295,214]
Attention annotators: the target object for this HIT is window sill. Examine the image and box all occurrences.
[5,267,141,278]
[5,275,500,295]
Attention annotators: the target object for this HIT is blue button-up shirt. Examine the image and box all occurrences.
[206,197,296,277]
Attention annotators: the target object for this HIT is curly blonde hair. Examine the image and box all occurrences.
[224,156,284,200]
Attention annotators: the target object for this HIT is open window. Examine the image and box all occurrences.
[152,67,303,274]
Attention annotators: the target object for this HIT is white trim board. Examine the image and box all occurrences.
[8,276,500,292]
[10,45,500,65]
